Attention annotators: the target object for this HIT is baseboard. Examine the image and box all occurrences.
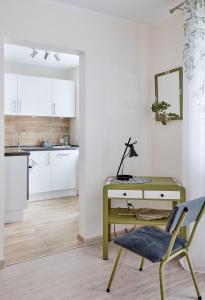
[4,210,23,223]
[29,189,78,201]
[77,233,102,245]
[0,260,5,269]
[77,229,126,245]
[77,234,85,242]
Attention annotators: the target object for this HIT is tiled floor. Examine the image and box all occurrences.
[4,197,83,265]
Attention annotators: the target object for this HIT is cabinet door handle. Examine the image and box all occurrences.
[12,101,17,113]
[30,158,37,168]
[123,193,127,196]
[57,153,70,156]
[160,194,164,197]
[18,100,22,115]
[46,153,51,165]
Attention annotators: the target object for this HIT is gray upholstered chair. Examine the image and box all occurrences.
[106,197,205,300]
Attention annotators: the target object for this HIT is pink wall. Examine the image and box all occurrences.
[150,13,184,182]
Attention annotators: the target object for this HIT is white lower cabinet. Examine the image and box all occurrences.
[29,150,79,200]
[50,151,78,191]
[29,151,50,194]
[5,155,28,223]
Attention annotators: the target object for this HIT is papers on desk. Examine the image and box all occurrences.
[112,177,152,184]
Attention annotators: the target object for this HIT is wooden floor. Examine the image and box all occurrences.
[0,242,205,300]
[4,197,83,265]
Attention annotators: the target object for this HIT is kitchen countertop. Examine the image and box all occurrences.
[5,147,30,157]
[5,145,79,156]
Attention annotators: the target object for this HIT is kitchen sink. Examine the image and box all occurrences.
[51,145,71,149]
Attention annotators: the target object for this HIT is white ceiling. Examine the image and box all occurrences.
[4,44,79,70]
[51,0,176,25]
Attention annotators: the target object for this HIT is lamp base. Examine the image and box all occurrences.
[116,175,133,181]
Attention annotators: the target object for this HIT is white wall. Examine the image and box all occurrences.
[0,0,151,260]
[150,13,184,181]
[0,39,4,262]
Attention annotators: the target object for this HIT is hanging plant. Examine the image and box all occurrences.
[151,101,179,125]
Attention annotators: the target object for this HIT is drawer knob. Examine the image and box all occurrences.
[123,193,127,196]
[160,194,164,197]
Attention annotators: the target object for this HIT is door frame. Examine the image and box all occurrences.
[0,37,86,265]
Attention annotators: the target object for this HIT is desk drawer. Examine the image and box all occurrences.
[108,189,142,199]
[144,190,180,200]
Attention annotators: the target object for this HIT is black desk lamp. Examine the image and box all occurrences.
[116,137,138,181]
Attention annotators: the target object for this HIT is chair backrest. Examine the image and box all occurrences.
[166,196,205,234]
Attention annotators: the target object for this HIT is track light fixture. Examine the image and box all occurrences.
[30,48,61,62]
[54,53,60,62]
[44,50,50,60]
[30,48,38,58]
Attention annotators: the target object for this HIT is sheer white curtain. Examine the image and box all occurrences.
[183,0,205,272]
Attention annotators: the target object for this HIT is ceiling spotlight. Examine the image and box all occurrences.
[54,53,60,62]
[30,48,38,58]
[44,50,50,60]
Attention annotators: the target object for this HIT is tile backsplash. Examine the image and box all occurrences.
[5,116,70,146]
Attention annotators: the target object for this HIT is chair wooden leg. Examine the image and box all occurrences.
[185,252,202,300]
[139,258,144,271]
[159,262,165,300]
[106,248,122,293]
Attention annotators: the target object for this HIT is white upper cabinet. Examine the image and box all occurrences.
[4,73,76,117]
[18,75,51,117]
[4,73,18,115]
[51,79,75,118]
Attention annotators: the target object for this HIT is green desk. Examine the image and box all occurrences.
[103,176,186,260]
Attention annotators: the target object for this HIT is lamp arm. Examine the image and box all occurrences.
[116,137,131,177]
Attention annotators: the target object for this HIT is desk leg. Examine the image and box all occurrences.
[103,190,109,260]
[108,199,111,241]
[108,224,111,241]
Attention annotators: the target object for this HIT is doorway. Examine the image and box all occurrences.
[4,42,83,265]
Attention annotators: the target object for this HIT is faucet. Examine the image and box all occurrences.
[17,129,26,151]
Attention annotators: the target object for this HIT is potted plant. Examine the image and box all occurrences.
[151,101,179,125]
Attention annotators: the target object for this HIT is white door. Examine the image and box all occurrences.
[50,150,78,191]
[29,151,51,194]
[52,79,75,117]
[4,73,18,115]
[18,75,52,116]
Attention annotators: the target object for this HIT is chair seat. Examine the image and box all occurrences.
[115,226,187,263]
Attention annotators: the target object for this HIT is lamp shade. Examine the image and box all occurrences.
[129,144,138,157]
